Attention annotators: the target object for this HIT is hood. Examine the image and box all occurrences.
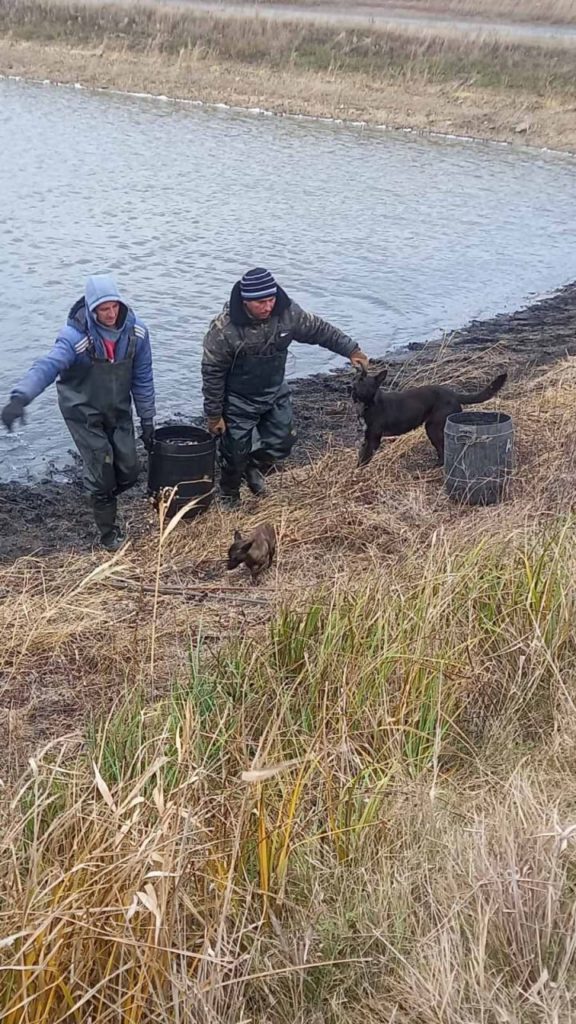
[67,274,131,337]
[81,274,129,336]
[85,274,124,312]
[229,281,291,326]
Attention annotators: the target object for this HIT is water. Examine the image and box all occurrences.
[1,77,575,478]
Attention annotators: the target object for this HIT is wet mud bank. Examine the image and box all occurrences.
[296,280,576,452]
[1,280,576,563]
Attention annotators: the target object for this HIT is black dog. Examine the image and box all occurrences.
[352,366,507,465]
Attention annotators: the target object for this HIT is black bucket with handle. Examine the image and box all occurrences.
[444,411,514,506]
[148,424,216,520]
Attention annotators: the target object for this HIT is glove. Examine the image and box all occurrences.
[350,348,369,370]
[207,416,226,437]
[140,419,155,452]
[1,395,27,432]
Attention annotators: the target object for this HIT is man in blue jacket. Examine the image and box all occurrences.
[1,275,155,551]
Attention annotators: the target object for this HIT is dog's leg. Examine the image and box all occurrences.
[358,431,381,466]
[425,419,445,464]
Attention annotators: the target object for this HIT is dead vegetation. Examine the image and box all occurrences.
[1,354,576,1018]
[1,349,574,762]
[1,0,575,97]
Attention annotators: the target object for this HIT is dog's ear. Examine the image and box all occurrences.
[375,368,388,386]
[233,530,243,542]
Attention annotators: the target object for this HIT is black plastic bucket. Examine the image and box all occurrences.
[444,411,514,506]
[148,425,216,520]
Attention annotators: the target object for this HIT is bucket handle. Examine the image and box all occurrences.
[454,433,499,444]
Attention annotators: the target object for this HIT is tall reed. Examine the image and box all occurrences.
[2,518,576,1021]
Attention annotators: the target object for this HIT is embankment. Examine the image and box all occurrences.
[1,280,575,562]
[2,294,576,1021]
[1,0,576,150]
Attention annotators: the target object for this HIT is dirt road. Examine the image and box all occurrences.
[163,0,576,45]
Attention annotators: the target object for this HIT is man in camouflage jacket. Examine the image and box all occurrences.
[201,267,368,506]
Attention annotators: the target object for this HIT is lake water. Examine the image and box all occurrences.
[0,77,575,477]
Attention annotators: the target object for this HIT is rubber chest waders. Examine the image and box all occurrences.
[56,334,139,539]
[220,341,296,494]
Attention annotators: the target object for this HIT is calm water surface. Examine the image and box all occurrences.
[0,78,575,476]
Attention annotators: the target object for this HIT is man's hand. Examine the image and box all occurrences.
[1,396,27,432]
[140,419,155,452]
[207,416,226,437]
[350,348,369,370]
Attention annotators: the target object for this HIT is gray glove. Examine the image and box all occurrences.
[1,395,27,432]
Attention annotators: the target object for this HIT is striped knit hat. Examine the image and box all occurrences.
[240,267,278,301]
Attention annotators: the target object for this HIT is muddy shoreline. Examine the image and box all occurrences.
[1,281,575,563]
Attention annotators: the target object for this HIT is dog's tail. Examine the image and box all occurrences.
[452,372,507,406]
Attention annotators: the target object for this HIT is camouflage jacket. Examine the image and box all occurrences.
[201,283,357,417]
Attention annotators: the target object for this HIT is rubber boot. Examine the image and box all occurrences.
[218,489,241,511]
[250,452,278,478]
[92,497,124,551]
[245,463,268,497]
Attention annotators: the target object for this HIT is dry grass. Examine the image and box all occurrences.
[1,0,576,98]
[1,350,575,751]
[1,356,576,1019]
[255,0,576,28]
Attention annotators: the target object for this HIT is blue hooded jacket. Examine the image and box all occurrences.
[13,275,156,420]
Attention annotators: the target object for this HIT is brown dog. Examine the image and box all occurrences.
[352,365,507,465]
[227,524,276,581]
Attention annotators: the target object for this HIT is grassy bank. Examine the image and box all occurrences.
[2,355,576,1019]
[1,0,576,150]
[2,0,576,95]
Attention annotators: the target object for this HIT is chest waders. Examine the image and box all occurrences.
[56,335,139,544]
[220,344,296,496]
